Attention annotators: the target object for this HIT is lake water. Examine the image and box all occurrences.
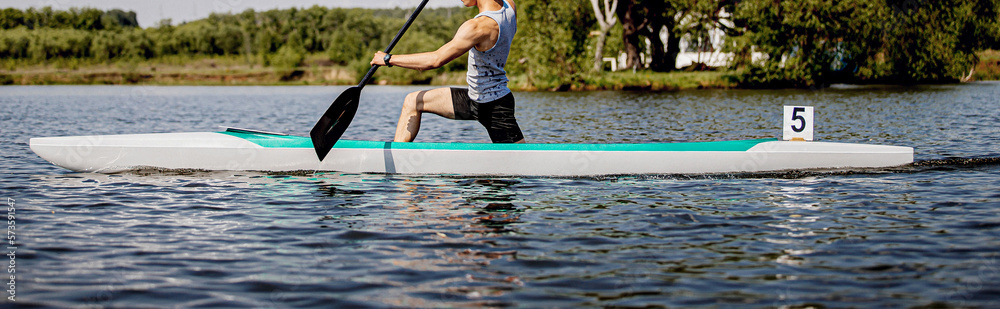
[2,84,999,307]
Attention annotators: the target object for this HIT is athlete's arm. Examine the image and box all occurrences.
[371,17,496,71]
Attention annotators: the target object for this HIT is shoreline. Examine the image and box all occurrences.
[5,68,997,91]
[0,55,738,91]
[2,50,997,90]
[6,67,997,91]
[0,66,737,91]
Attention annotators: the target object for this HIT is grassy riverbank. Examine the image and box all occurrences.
[0,55,362,86]
[973,49,1000,81]
[0,54,736,90]
[3,50,998,89]
[0,57,735,90]
[511,71,737,91]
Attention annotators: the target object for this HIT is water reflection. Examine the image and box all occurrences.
[29,171,529,305]
[307,174,527,305]
[765,181,825,268]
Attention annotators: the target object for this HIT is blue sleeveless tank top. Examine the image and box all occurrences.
[466,0,516,103]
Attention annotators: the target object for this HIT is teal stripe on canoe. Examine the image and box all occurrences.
[219,131,314,148]
[218,131,774,152]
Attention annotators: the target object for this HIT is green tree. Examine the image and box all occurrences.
[90,28,153,61]
[882,0,996,82]
[510,0,594,88]
[213,23,244,55]
[0,26,31,58]
[326,26,366,65]
[147,19,179,57]
[28,28,92,61]
[0,8,26,29]
[101,9,139,29]
[271,31,306,68]
[730,0,1000,86]
[71,8,105,30]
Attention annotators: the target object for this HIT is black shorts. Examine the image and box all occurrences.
[451,88,525,143]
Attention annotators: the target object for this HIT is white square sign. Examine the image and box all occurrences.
[783,106,814,141]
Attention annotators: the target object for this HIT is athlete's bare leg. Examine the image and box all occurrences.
[394,87,456,142]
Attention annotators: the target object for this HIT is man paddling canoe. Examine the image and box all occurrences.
[370,0,525,144]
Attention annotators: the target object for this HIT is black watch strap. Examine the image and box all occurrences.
[383,53,393,67]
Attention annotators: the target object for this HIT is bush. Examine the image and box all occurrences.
[271,45,306,69]
[326,28,366,65]
[28,28,92,61]
[0,26,31,58]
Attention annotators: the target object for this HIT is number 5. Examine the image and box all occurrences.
[790,107,806,133]
[783,106,814,141]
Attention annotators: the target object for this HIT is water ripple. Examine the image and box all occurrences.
[4,84,1000,307]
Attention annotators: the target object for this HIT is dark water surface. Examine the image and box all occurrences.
[2,84,999,307]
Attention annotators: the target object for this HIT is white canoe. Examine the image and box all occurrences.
[29,129,914,176]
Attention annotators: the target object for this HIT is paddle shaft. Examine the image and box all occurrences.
[357,0,429,88]
[309,0,429,161]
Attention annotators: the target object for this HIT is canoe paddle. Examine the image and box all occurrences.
[310,0,430,161]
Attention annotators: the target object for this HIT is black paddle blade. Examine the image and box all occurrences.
[310,86,361,161]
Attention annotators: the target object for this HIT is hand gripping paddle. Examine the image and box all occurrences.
[310,0,429,161]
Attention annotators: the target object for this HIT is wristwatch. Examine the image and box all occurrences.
[383,53,393,67]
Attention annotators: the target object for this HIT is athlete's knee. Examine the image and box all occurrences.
[402,91,424,112]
